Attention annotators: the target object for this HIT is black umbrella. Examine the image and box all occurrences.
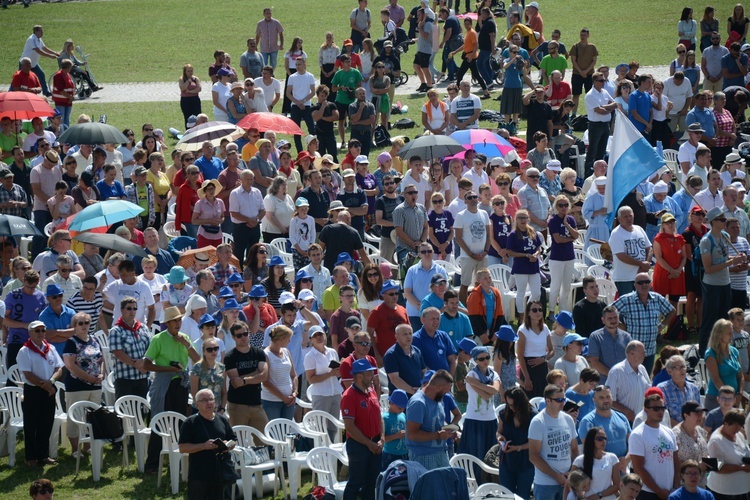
[73,232,148,257]
[0,215,44,237]
[396,134,465,160]
[57,122,128,145]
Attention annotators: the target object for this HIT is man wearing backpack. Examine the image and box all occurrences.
[698,207,747,355]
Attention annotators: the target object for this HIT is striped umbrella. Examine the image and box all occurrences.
[175,121,244,152]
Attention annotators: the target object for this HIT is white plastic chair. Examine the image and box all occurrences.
[494,403,506,419]
[92,330,109,349]
[362,242,381,257]
[302,410,346,449]
[573,249,590,274]
[68,401,121,481]
[586,265,609,280]
[663,149,679,175]
[151,411,189,494]
[222,233,234,246]
[595,278,618,304]
[573,229,586,249]
[264,418,321,499]
[696,358,708,392]
[0,386,24,466]
[529,396,544,412]
[586,244,606,266]
[5,364,23,386]
[450,453,499,495]
[487,264,518,322]
[474,482,514,499]
[44,222,54,237]
[49,381,67,459]
[268,237,290,256]
[115,395,151,472]
[232,425,287,500]
[162,220,181,239]
[102,371,116,406]
[307,447,349,500]
[364,231,380,245]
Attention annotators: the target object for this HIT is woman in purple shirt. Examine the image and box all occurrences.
[488,194,513,267]
[505,209,543,319]
[547,195,579,321]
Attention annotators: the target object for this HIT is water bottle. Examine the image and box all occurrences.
[656,140,664,159]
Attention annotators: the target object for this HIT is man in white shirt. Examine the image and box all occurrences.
[663,72,694,136]
[102,259,155,328]
[229,170,265,269]
[608,206,651,296]
[584,71,617,176]
[721,185,750,238]
[18,25,60,97]
[401,156,432,209]
[686,146,711,184]
[450,80,481,130]
[463,154,490,192]
[692,168,723,210]
[454,190,490,304]
[607,340,651,423]
[285,58,316,154]
[21,118,56,154]
[678,123,704,178]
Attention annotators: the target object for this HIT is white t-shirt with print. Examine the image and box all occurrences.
[455,208,490,254]
[528,410,578,485]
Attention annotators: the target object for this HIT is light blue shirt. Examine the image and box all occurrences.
[439,311,473,351]
[686,106,717,138]
[403,262,447,317]
[518,183,551,231]
[405,390,446,457]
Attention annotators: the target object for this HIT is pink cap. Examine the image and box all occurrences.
[520,159,532,169]
[379,262,392,280]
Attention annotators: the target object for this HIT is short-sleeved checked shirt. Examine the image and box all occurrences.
[210,263,239,290]
[656,378,701,423]
[714,108,735,148]
[517,183,551,231]
[0,183,27,217]
[612,291,674,356]
[109,323,151,381]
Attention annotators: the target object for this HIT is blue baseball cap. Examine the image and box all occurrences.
[421,370,436,385]
[226,273,244,285]
[219,286,234,298]
[457,337,477,354]
[269,255,285,267]
[335,252,354,266]
[555,311,575,330]
[380,280,400,296]
[351,358,378,374]
[496,325,518,342]
[248,284,268,298]
[563,333,589,347]
[389,389,408,408]
[45,284,64,297]
[199,313,217,328]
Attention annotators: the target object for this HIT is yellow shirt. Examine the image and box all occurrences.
[147,169,171,212]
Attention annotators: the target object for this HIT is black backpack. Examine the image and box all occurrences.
[571,114,589,132]
[393,118,416,129]
[374,124,391,147]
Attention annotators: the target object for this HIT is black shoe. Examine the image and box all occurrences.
[416,83,427,92]
[422,85,433,92]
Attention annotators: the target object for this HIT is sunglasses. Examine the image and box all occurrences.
[59,268,71,272]
[77,321,91,326]
[419,249,433,254]
[549,397,566,403]
[234,332,250,338]
[646,406,666,412]
[594,79,606,82]
[366,272,380,278]
[433,200,444,204]
[384,182,395,186]
[493,201,506,206]
[529,307,543,313]
[714,217,727,222]
[229,283,242,288]
[476,356,490,362]
[205,346,220,353]
[258,249,268,254]
[124,306,138,311]
[465,195,478,200]
[355,341,372,346]
[144,128,153,132]
[183,157,194,161]
[595,436,608,442]
[34,328,46,333]
[527,175,540,179]
[497,181,509,186]
[557,203,569,208]
[383,292,399,296]
[635,280,651,285]
[404,191,418,196]
[39,488,54,495]
[49,294,63,299]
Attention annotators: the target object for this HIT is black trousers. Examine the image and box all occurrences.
[187,479,225,500]
[455,57,487,91]
[291,105,315,153]
[351,129,373,157]
[344,438,381,500]
[145,378,189,471]
[114,377,149,402]
[585,121,610,175]
[233,224,261,270]
[317,132,339,163]
[23,384,56,462]
[699,282,731,355]
[5,343,22,370]
[180,96,202,129]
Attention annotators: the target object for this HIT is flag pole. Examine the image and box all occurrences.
[673,175,743,254]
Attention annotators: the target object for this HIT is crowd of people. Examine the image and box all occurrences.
[5,1,750,500]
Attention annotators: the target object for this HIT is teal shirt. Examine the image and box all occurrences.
[439,311,473,350]
[705,346,741,396]
[382,410,408,455]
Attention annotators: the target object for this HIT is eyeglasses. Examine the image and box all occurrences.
[383,292,399,296]
[419,249,433,254]
[234,331,250,338]
[355,341,372,347]
[718,395,735,402]
[366,272,380,278]
[635,280,651,285]
[124,306,138,311]
[205,346,220,353]
[646,405,666,412]
[529,307,543,313]
[476,356,490,362]
[595,436,608,442]
[549,397,566,403]
[39,488,54,495]
[77,321,91,326]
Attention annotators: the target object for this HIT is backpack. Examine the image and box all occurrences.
[394,118,416,129]
[374,124,392,147]
[571,114,589,132]
[691,232,715,276]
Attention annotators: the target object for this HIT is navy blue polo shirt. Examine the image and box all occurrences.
[383,343,425,394]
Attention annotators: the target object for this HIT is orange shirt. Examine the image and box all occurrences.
[463,29,479,59]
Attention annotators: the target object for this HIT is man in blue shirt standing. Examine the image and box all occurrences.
[39,284,75,355]
[194,141,224,180]
[628,75,654,139]
[577,385,631,470]
[412,307,457,374]
[686,92,718,147]
[405,369,455,470]
[721,42,748,89]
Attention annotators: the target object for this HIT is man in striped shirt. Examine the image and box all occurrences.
[66,276,105,335]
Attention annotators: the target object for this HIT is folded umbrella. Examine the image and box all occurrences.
[0,215,44,237]
[68,200,145,232]
[73,232,148,257]
[56,122,128,145]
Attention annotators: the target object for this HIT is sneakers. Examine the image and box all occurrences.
[416,83,428,92]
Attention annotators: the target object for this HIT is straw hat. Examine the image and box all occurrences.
[198,179,223,199]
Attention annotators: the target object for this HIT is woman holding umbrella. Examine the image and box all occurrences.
[176,165,201,238]
[192,179,225,248]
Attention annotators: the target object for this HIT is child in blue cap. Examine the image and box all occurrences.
[381,389,409,470]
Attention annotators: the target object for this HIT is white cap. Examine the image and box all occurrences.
[279,291,296,305]
[653,180,669,194]
[488,157,507,168]
[305,135,317,146]
[546,160,562,172]
[298,289,315,301]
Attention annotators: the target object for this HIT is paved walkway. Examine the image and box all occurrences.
[1,65,671,104]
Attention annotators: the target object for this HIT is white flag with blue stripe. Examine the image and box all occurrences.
[604,110,666,227]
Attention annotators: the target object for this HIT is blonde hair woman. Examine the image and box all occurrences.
[261,325,298,421]
[546,195,579,319]
[189,336,227,414]
[704,319,742,411]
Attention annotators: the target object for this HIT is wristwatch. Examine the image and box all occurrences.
[598,493,603,499]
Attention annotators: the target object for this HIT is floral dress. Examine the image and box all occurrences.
[672,424,708,487]
[190,361,226,408]
[63,335,103,393]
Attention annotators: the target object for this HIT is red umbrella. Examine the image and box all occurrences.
[0,92,54,120]
[236,112,304,135]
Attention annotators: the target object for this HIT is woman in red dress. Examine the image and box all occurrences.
[652,212,687,312]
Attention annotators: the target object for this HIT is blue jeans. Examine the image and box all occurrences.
[534,483,563,500]
[261,399,295,421]
[261,51,278,69]
[344,438,380,500]
[55,105,72,129]
[499,462,534,499]
[614,281,634,296]
[181,222,198,239]
[443,46,458,81]
[32,65,50,96]
[477,50,494,89]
